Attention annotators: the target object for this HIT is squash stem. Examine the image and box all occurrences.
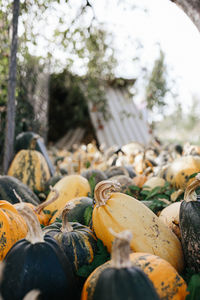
[110,229,132,269]
[94,180,121,207]
[61,202,74,233]
[184,173,200,202]
[16,204,44,243]
[34,186,59,214]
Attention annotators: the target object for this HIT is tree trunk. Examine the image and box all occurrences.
[3,0,20,174]
[170,0,200,32]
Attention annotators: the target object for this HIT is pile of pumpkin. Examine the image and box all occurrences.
[1,131,200,299]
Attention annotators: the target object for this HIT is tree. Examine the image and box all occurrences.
[3,0,20,174]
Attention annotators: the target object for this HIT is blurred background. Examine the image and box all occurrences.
[1,0,200,164]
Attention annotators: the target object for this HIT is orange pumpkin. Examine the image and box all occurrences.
[0,201,27,260]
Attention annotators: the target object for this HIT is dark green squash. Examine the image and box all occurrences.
[81,169,107,186]
[1,205,78,300]
[65,197,93,226]
[180,173,200,272]
[0,175,40,205]
[43,203,97,273]
[81,230,160,300]
[15,131,55,176]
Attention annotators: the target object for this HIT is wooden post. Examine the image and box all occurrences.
[3,0,20,174]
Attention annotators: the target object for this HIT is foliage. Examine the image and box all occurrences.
[77,238,110,278]
[145,49,169,112]
[185,274,200,300]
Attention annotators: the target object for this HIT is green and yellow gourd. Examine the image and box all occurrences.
[7,137,50,193]
[43,202,97,273]
[92,180,184,273]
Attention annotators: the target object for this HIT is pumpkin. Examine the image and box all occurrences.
[0,200,28,260]
[81,230,160,300]
[105,166,129,178]
[129,252,187,299]
[1,204,79,300]
[43,203,97,273]
[159,201,181,239]
[14,187,59,226]
[15,131,55,176]
[92,180,184,272]
[132,174,147,188]
[7,144,51,193]
[165,155,200,189]
[49,196,94,226]
[0,176,40,205]
[43,174,91,222]
[143,176,166,191]
[179,173,200,272]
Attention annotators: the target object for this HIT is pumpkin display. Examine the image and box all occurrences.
[43,203,97,273]
[159,201,182,239]
[92,180,184,272]
[179,173,200,272]
[1,204,79,300]
[43,174,91,222]
[81,230,160,300]
[165,155,200,189]
[15,131,55,176]
[7,143,51,193]
[0,201,28,260]
[0,176,40,205]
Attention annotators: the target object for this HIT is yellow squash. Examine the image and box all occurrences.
[92,180,184,272]
[44,174,91,223]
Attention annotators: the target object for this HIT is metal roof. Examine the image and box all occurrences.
[88,86,151,148]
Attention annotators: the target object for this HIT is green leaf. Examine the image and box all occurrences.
[186,274,200,300]
[188,172,199,180]
[77,239,110,278]
[83,206,93,226]
[43,210,51,215]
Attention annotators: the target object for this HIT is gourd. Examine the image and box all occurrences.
[81,169,107,186]
[14,187,59,226]
[179,173,200,272]
[159,202,181,239]
[143,176,166,191]
[92,180,184,272]
[43,203,97,273]
[15,131,55,176]
[165,155,200,189]
[50,196,93,226]
[8,137,51,192]
[0,201,27,260]
[43,175,91,222]
[81,230,160,300]
[1,204,79,300]
[129,252,187,299]
[0,176,40,205]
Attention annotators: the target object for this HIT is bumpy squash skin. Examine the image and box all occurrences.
[92,192,184,272]
[0,201,27,260]
[46,175,91,223]
[82,265,160,300]
[179,200,200,273]
[0,176,40,205]
[43,222,97,273]
[7,149,51,192]
[0,235,78,300]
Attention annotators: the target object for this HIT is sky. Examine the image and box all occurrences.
[19,0,200,118]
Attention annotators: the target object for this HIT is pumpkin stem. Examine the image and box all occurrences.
[23,290,40,300]
[13,189,23,202]
[16,204,44,244]
[61,202,75,233]
[94,180,121,207]
[29,135,40,150]
[34,186,59,214]
[110,229,132,269]
[184,173,200,202]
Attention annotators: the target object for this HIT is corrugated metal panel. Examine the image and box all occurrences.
[88,86,151,148]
